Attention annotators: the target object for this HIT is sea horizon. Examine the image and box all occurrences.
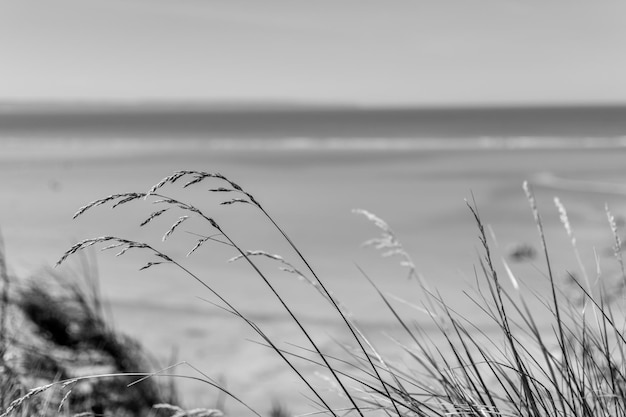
[2,101,626,141]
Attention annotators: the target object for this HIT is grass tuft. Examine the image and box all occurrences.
[0,249,178,416]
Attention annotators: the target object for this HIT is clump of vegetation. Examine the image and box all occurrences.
[0,247,178,416]
[4,170,626,416]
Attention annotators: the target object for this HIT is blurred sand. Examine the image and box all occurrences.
[1,138,626,413]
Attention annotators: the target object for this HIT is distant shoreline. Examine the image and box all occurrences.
[2,103,626,139]
[1,138,625,162]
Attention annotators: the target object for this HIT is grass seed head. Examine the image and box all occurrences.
[100,241,126,251]
[228,250,285,263]
[57,237,116,266]
[110,193,145,209]
[220,198,250,205]
[57,237,150,266]
[523,181,541,225]
[606,204,623,254]
[154,404,224,417]
[187,237,210,257]
[140,209,169,227]
[139,261,165,271]
[183,173,210,188]
[228,181,243,191]
[554,197,574,241]
[156,252,173,262]
[162,216,189,242]
[207,218,219,229]
[0,383,57,417]
[606,203,625,280]
[73,193,146,219]
[148,170,226,194]
[57,381,76,412]
[148,171,188,194]
[354,208,418,279]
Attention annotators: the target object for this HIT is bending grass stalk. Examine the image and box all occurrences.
[553,198,593,300]
[0,365,259,417]
[250,339,437,417]
[165,171,397,414]
[254,207,402,416]
[528,184,626,416]
[466,195,542,417]
[353,265,441,416]
[62,188,344,415]
[59,235,337,416]
[554,197,602,335]
[210,172,401,417]
[208,221,358,417]
[152,171,399,415]
[355,188,625,416]
[523,182,591,416]
[358,200,585,416]
[423,195,624,415]
[148,192,345,416]
[484,284,579,415]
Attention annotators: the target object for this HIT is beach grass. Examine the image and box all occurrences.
[0,253,183,416]
[3,170,626,416]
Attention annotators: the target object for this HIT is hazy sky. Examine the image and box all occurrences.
[2,0,626,106]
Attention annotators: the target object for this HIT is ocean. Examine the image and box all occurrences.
[3,103,626,139]
[2,104,626,311]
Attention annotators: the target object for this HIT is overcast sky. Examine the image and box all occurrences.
[2,0,626,107]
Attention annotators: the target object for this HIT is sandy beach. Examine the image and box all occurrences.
[2,137,626,413]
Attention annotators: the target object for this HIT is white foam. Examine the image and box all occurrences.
[2,136,626,160]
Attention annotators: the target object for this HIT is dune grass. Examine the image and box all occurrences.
[0,247,182,416]
[3,170,626,416]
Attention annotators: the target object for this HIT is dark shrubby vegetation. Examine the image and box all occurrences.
[0,249,177,416]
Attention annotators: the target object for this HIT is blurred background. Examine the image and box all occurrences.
[2,0,626,413]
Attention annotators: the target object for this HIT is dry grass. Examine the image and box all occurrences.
[4,169,626,417]
[0,250,179,416]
